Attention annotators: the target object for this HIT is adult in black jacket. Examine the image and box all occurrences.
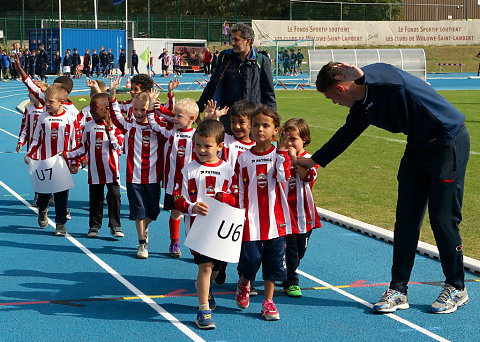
[100,49,108,77]
[118,49,126,76]
[72,48,81,73]
[197,23,276,135]
[37,44,49,81]
[131,50,139,74]
[83,49,92,78]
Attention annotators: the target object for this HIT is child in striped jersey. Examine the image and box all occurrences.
[109,76,165,259]
[280,118,321,298]
[16,81,48,207]
[64,93,124,239]
[234,105,295,321]
[24,84,79,236]
[147,92,199,259]
[173,119,236,330]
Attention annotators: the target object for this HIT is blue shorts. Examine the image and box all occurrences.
[238,236,287,282]
[126,182,161,220]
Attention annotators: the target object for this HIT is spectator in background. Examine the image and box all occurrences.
[28,50,37,79]
[63,49,72,77]
[91,49,100,78]
[211,46,219,71]
[72,48,81,77]
[222,21,229,45]
[100,48,108,77]
[84,49,92,78]
[197,23,276,135]
[1,50,10,80]
[54,51,62,75]
[37,44,49,82]
[9,43,20,80]
[107,48,114,76]
[476,50,480,76]
[203,47,212,76]
[119,48,126,77]
[131,49,139,75]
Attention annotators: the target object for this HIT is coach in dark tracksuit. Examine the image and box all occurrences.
[37,44,49,81]
[298,62,470,314]
[91,49,100,77]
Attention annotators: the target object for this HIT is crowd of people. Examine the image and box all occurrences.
[9,22,471,331]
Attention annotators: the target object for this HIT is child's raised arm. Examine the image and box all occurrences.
[108,75,122,101]
[13,53,27,80]
[167,78,180,96]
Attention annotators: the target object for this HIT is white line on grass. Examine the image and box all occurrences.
[0,179,205,342]
[297,269,450,342]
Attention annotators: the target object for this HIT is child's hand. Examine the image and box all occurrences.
[153,100,162,111]
[149,87,160,108]
[192,202,209,216]
[16,143,22,153]
[214,192,223,202]
[204,99,217,119]
[288,146,297,163]
[277,129,289,150]
[24,156,30,165]
[70,165,79,174]
[81,159,88,168]
[109,76,122,93]
[13,53,21,67]
[168,78,180,94]
[104,113,112,130]
[87,80,101,93]
[215,106,229,119]
[294,156,317,169]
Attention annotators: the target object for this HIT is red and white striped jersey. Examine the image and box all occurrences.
[221,134,255,168]
[77,105,93,129]
[162,54,170,66]
[174,158,236,234]
[119,94,175,120]
[173,55,182,66]
[64,120,121,185]
[27,110,79,167]
[284,151,321,234]
[110,99,164,184]
[147,112,195,194]
[18,104,44,153]
[236,145,295,241]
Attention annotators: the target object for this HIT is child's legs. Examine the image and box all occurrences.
[238,241,264,286]
[89,184,105,228]
[106,182,121,228]
[284,234,300,287]
[262,236,287,300]
[197,261,214,306]
[169,209,181,242]
[36,193,52,212]
[53,190,69,224]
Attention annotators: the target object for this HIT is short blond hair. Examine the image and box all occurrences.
[133,92,149,105]
[44,84,68,102]
[36,81,49,92]
[175,98,199,119]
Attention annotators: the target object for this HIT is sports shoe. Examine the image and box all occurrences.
[236,280,250,309]
[208,291,216,311]
[54,223,67,236]
[32,193,39,207]
[284,285,302,298]
[110,227,124,238]
[261,299,280,321]
[137,243,149,259]
[87,227,99,238]
[250,285,258,296]
[431,284,469,314]
[214,269,226,285]
[373,288,409,313]
[66,208,71,220]
[38,208,49,228]
[195,309,215,330]
[169,241,182,258]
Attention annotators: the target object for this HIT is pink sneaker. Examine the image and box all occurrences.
[262,299,280,320]
[235,280,250,309]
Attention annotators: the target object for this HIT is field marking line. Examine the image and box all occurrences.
[0,128,18,139]
[0,105,23,115]
[297,269,450,342]
[0,179,205,342]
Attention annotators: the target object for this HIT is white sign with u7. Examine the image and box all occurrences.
[184,195,246,263]
[28,154,74,194]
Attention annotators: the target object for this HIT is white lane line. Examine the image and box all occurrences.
[0,105,23,115]
[0,128,18,139]
[0,179,205,342]
[297,269,450,342]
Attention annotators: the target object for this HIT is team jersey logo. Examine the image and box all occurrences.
[257,173,267,189]
[206,185,215,195]
[288,177,296,190]
[142,135,150,146]
[95,137,102,149]
[177,145,186,157]
[189,188,197,196]
[51,128,58,139]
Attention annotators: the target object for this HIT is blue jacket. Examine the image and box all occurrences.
[312,63,466,167]
[1,54,10,68]
[197,47,276,113]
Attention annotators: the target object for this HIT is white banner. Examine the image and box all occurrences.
[28,155,74,194]
[184,196,246,263]
[253,19,480,47]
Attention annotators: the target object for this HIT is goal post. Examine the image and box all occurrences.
[258,39,315,81]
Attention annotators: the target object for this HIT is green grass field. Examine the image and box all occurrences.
[71,89,480,259]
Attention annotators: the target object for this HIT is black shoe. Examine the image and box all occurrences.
[250,286,259,296]
[214,269,226,286]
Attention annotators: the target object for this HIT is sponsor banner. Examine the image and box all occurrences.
[184,196,246,263]
[28,154,74,194]
[253,20,480,46]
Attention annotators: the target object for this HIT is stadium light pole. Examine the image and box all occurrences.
[125,0,128,71]
[94,0,98,29]
[148,0,150,37]
[59,0,62,59]
[22,0,24,47]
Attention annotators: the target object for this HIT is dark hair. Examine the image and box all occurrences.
[282,118,311,147]
[131,74,154,91]
[316,61,343,93]
[90,92,109,106]
[230,23,255,45]
[249,105,280,128]
[229,100,258,119]
[195,119,225,145]
[53,76,74,92]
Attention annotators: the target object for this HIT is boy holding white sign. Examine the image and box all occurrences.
[25,84,79,236]
[234,105,295,321]
[173,119,237,330]
[64,93,124,238]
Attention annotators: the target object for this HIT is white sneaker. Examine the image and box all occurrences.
[137,243,149,259]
